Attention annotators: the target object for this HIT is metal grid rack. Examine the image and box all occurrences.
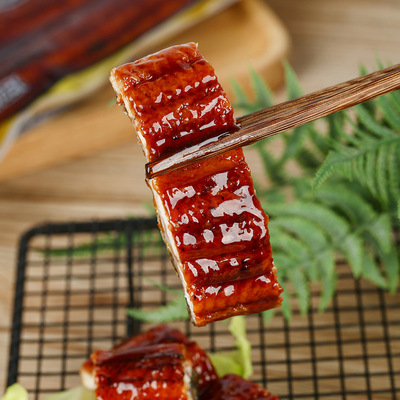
[7,218,400,399]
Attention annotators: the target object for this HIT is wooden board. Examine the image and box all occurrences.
[0,0,290,182]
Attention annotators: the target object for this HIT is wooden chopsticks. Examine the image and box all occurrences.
[146,63,400,179]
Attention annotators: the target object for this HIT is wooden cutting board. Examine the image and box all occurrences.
[0,0,290,182]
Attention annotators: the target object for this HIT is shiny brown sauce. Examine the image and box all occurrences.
[203,373,280,400]
[111,42,282,326]
[92,343,190,400]
[111,43,237,162]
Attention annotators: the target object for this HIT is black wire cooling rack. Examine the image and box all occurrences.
[7,218,400,399]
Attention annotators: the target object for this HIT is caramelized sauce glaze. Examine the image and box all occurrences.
[112,324,217,393]
[111,42,237,162]
[92,343,192,400]
[152,148,282,325]
[110,42,282,326]
[82,326,280,400]
[81,324,217,396]
[203,374,280,400]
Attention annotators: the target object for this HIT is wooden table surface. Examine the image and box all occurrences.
[1,0,399,393]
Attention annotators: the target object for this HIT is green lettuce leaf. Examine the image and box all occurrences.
[0,384,28,400]
[209,316,253,379]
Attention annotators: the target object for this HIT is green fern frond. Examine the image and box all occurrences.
[312,182,375,224]
[267,201,351,240]
[313,136,400,205]
[361,251,388,289]
[269,228,311,272]
[295,146,324,172]
[269,216,335,281]
[281,124,313,163]
[230,78,252,112]
[283,60,303,99]
[338,233,364,278]
[230,69,274,114]
[398,199,400,219]
[318,271,338,312]
[127,293,188,323]
[253,142,289,185]
[377,95,400,131]
[356,103,395,137]
[249,68,274,108]
[378,243,399,293]
[387,142,400,201]
[287,268,310,315]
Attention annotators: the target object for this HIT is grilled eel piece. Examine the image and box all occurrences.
[0,0,199,121]
[202,373,280,400]
[110,42,283,326]
[81,325,216,397]
[81,325,280,400]
[89,342,196,400]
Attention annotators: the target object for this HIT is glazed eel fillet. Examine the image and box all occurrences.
[81,325,217,398]
[81,325,280,400]
[110,42,283,326]
[83,342,196,400]
[203,373,280,400]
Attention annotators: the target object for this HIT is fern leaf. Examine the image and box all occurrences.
[390,86,400,108]
[280,289,292,322]
[281,124,312,163]
[312,182,375,225]
[127,293,188,323]
[230,78,253,114]
[271,253,309,319]
[309,125,331,155]
[283,60,303,99]
[142,276,181,295]
[355,103,394,137]
[262,308,276,324]
[337,234,364,277]
[313,150,351,191]
[249,68,274,108]
[269,228,311,269]
[253,142,288,185]
[361,251,388,289]
[318,271,337,312]
[231,66,399,322]
[231,69,275,115]
[269,216,328,254]
[326,111,346,142]
[296,146,324,171]
[332,115,365,148]
[378,243,400,293]
[345,113,379,146]
[268,200,369,281]
[277,61,313,163]
[268,201,351,241]
[293,176,313,198]
[313,136,400,198]
[376,144,391,208]
[377,94,400,131]
[387,89,400,114]
[269,216,335,281]
[365,213,392,254]
[387,142,400,202]
[353,151,367,187]
[287,267,310,315]
[398,199,400,219]
[364,150,378,197]
[43,232,127,257]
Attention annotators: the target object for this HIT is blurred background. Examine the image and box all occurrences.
[0,0,399,393]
